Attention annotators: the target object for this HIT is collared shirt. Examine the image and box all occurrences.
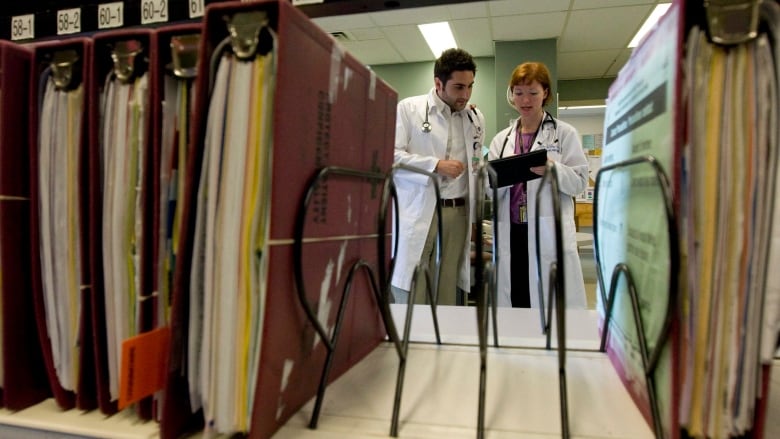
[431,91,468,199]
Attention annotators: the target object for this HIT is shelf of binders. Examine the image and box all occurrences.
[0,0,218,42]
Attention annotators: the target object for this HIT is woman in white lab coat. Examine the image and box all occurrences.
[487,62,588,309]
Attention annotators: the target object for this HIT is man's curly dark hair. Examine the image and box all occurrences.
[434,48,477,86]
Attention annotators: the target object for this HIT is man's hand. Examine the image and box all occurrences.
[435,160,465,178]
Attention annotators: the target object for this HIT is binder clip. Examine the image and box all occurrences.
[704,0,760,44]
[50,49,80,90]
[169,34,200,79]
[111,39,145,83]
[226,11,270,60]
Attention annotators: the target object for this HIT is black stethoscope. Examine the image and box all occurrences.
[498,111,558,158]
[421,101,482,135]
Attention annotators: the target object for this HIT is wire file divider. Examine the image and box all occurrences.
[471,162,500,439]
[530,161,570,439]
[592,155,679,439]
[293,163,448,437]
[292,165,393,430]
[377,163,446,437]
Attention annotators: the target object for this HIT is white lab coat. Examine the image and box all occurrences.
[487,113,589,308]
[392,89,486,292]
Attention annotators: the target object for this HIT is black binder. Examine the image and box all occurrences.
[488,149,547,188]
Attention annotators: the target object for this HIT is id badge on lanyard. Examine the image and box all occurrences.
[517,205,527,223]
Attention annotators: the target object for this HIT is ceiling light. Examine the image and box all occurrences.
[628,3,672,48]
[418,22,457,58]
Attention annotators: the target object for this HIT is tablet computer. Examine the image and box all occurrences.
[488,149,547,188]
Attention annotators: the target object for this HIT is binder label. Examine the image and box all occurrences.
[118,326,171,409]
[57,8,81,35]
[98,2,123,29]
[10,14,34,41]
[141,0,168,25]
[189,0,205,18]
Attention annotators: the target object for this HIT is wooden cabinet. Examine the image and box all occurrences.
[575,202,593,230]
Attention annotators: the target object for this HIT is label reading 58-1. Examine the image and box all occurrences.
[11,14,34,41]
[57,8,81,35]
[141,0,168,24]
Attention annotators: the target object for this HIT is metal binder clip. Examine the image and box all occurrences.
[111,40,144,83]
[704,0,760,45]
[226,11,269,60]
[50,49,79,90]
[169,34,200,79]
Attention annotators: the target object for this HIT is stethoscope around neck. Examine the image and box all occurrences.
[498,111,557,158]
[421,101,482,135]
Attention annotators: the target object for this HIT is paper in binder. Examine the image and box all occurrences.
[87,28,154,416]
[29,38,93,411]
[0,40,51,411]
[160,1,395,438]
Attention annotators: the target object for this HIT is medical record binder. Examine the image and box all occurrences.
[0,40,51,411]
[28,37,93,412]
[160,1,395,438]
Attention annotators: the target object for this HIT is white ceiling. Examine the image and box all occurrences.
[310,0,670,81]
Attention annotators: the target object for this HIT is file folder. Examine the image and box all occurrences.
[29,37,93,411]
[488,149,547,188]
[160,1,395,437]
[0,40,51,411]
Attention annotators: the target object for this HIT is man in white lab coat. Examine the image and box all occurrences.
[391,48,486,305]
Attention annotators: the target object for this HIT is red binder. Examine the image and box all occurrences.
[87,28,155,417]
[145,22,203,422]
[0,40,51,411]
[161,1,395,437]
[28,38,93,411]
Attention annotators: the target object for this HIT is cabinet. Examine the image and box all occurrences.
[575,201,593,229]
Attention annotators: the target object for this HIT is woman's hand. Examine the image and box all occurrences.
[529,160,550,176]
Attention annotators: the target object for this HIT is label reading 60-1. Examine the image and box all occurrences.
[98,2,123,29]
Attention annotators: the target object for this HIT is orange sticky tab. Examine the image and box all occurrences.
[118,326,171,410]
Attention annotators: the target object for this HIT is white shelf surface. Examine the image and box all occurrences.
[0,399,158,438]
[278,343,654,438]
[388,304,604,350]
[0,304,775,439]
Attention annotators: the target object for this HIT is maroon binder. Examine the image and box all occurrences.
[87,28,155,417]
[145,22,203,422]
[28,38,93,411]
[0,40,51,411]
[161,1,396,438]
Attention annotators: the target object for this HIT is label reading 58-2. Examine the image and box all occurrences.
[57,8,81,35]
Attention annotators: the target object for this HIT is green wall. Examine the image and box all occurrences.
[371,56,612,146]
